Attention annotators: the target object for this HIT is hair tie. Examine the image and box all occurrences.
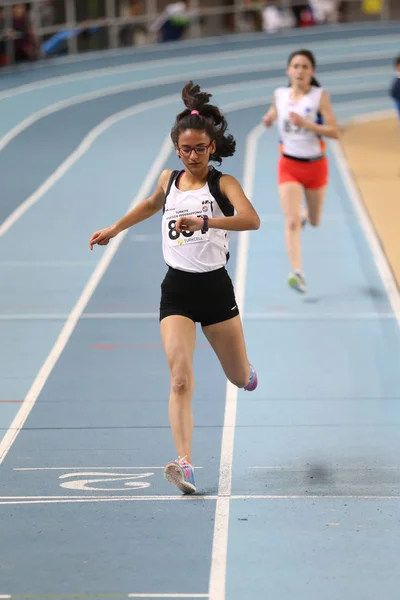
[191,110,199,115]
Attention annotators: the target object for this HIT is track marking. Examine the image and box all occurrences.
[0,89,390,238]
[0,35,395,102]
[208,122,264,600]
[330,141,400,327]
[0,136,172,465]
[0,62,391,156]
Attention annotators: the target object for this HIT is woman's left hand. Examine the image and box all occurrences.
[289,111,305,127]
[175,215,203,233]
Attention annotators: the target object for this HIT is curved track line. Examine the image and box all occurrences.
[0,34,395,102]
[0,134,173,465]
[0,60,390,153]
[0,95,177,237]
[2,20,395,72]
[0,86,391,238]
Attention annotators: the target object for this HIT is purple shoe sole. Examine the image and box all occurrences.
[244,368,258,391]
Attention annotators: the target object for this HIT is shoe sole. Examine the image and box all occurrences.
[244,371,258,391]
[164,463,196,495]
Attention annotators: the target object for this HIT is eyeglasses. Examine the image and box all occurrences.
[177,143,213,156]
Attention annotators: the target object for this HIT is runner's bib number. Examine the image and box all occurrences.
[166,214,209,247]
[283,119,307,135]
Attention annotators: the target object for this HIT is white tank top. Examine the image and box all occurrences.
[161,171,231,273]
[275,86,325,159]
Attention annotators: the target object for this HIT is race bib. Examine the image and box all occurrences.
[283,118,307,135]
[165,210,209,247]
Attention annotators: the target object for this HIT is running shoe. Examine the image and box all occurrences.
[288,272,307,293]
[164,456,196,494]
[244,364,258,391]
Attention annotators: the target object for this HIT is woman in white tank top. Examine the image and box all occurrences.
[89,81,260,495]
[263,49,339,293]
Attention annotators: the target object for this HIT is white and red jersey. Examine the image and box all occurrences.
[275,86,326,159]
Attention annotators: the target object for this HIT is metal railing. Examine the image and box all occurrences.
[0,0,394,67]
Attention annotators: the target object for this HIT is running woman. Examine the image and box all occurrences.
[89,81,260,495]
[262,49,339,293]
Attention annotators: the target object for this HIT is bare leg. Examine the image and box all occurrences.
[279,182,304,273]
[160,315,196,464]
[304,186,326,227]
[202,315,255,389]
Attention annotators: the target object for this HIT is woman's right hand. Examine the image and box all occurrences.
[89,225,118,250]
[263,112,274,128]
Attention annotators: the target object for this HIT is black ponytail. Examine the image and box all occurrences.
[287,49,321,87]
[171,81,236,165]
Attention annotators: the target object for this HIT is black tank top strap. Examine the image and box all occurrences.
[207,167,234,217]
[163,170,182,213]
[165,170,182,197]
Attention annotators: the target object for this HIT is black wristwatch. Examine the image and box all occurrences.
[201,214,209,234]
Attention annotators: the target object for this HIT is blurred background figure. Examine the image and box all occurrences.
[0,7,8,66]
[31,0,55,29]
[0,0,396,66]
[40,19,107,57]
[12,3,38,62]
[290,0,317,27]
[119,1,146,47]
[150,0,191,43]
[289,0,340,27]
[261,0,295,34]
[309,0,340,23]
[390,55,400,123]
[0,3,38,65]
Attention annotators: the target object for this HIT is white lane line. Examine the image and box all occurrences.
[0,86,389,241]
[0,311,397,321]
[13,466,203,470]
[0,56,391,154]
[0,95,176,238]
[82,312,397,320]
[80,312,398,321]
[249,465,400,470]
[330,141,400,328]
[231,495,400,499]
[0,496,217,506]
[0,312,396,324]
[243,312,397,320]
[0,89,275,237]
[0,494,399,507]
[2,86,264,236]
[208,122,264,600]
[0,34,395,101]
[0,495,209,500]
[0,135,172,466]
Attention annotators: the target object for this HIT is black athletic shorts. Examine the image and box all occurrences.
[160,266,240,327]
